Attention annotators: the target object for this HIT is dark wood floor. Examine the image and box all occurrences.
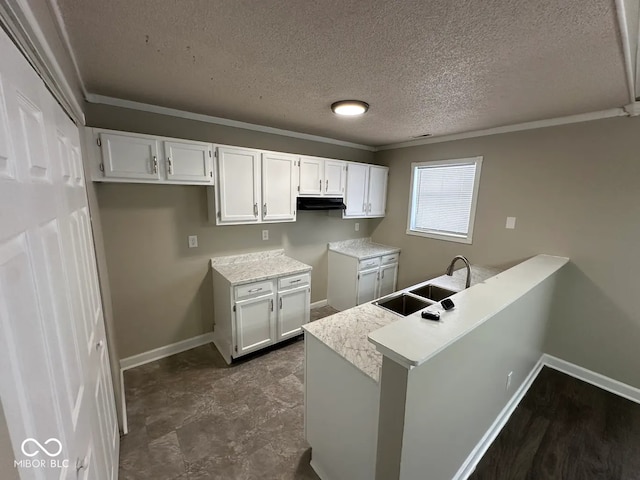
[470,367,640,480]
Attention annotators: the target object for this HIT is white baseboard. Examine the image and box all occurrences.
[455,354,640,479]
[453,358,545,480]
[311,299,328,309]
[119,369,128,435]
[541,354,640,404]
[119,332,214,371]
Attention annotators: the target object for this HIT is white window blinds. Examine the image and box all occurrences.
[408,157,482,243]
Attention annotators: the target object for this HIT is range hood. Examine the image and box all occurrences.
[297,197,346,211]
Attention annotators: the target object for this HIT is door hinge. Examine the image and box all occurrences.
[96,137,102,147]
[99,163,104,172]
[233,305,236,312]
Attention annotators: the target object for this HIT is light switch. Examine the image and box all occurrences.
[505,217,516,229]
[262,230,269,241]
[188,235,198,248]
[355,222,360,232]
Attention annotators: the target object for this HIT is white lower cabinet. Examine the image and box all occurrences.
[212,270,311,363]
[378,262,399,298]
[328,249,400,311]
[356,268,380,305]
[235,292,276,356]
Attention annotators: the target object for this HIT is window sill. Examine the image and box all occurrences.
[405,229,473,244]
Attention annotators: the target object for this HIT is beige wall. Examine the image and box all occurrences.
[87,103,377,359]
[372,115,640,388]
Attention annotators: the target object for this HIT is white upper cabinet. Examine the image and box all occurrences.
[367,165,388,217]
[299,156,346,197]
[91,128,214,185]
[262,152,297,222]
[216,146,261,224]
[324,160,346,196]
[344,163,389,218]
[100,132,160,181]
[344,162,369,217]
[164,140,213,183]
[299,156,323,195]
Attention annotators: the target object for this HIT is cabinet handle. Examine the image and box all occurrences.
[152,155,158,174]
[96,340,104,351]
[368,203,372,213]
[167,157,173,175]
[270,299,274,311]
[254,203,258,216]
[325,179,328,192]
[279,297,283,309]
[381,270,385,279]
[264,203,267,216]
[248,287,263,293]
[319,179,322,191]
[290,279,302,284]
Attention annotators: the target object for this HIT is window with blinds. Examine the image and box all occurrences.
[407,157,482,244]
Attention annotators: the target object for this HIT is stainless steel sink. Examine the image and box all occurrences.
[374,293,433,316]
[409,284,457,302]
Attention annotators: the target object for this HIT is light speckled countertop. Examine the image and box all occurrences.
[211,249,312,285]
[303,264,501,382]
[328,238,400,260]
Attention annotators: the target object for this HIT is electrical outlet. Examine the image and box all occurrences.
[262,229,269,241]
[505,217,516,229]
[506,371,513,390]
[188,235,198,248]
[355,222,360,232]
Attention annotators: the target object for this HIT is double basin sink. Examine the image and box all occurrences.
[374,284,456,316]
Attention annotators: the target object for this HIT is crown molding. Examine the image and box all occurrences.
[376,108,628,151]
[85,94,377,152]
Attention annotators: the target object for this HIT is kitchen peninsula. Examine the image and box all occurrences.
[303,254,568,480]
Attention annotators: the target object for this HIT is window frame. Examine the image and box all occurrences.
[406,156,483,244]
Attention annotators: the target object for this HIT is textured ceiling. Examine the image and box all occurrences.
[54,0,628,146]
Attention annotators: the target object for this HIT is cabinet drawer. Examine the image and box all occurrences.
[235,280,274,300]
[278,273,311,290]
[381,253,399,265]
[359,257,381,271]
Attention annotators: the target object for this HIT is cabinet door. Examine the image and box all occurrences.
[367,165,388,217]
[378,263,398,298]
[165,140,213,184]
[262,152,297,222]
[278,285,310,340]
[299,156,323,196]
[356,268,379,305]
[325,160,346,196]
[217,146,261,224]
[235,293,275,356]
[100,132,160,180]
[344,162,369,217]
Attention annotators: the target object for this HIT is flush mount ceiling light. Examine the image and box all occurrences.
[331,100,369,116]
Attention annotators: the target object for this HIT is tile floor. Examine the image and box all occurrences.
[119,305,339,480]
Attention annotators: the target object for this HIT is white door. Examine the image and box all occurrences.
[344,162,369,217]
[324,160,346,196]
[277,286,310,340]
[100,132,160,181]
[0,29,118,480]
[356,269,379,305]
[262,153,297,222]
[378,263,398,298]
[216,146,261,224]
[298,156,323,196]
[235,293,276,356]
[368,166,388,217]
[165,140,212,184]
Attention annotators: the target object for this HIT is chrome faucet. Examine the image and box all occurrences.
[446,255,471,289]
